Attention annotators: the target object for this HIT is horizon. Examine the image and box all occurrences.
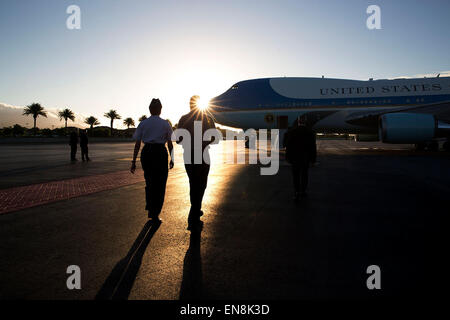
[2,71,450,130]
[1,0,450,129]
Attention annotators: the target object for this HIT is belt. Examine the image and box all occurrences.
[143,143,166,150]
[144,142,165,146]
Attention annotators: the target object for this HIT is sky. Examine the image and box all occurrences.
[1,0,449,128]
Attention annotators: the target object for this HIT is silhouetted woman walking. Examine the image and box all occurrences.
[130,99,174,222]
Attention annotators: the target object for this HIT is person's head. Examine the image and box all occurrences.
[298,114,307,127]
[190,95,200,110]
[149,98,162,115]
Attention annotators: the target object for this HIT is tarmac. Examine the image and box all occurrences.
[0,140,449,299]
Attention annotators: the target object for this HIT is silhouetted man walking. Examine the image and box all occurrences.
[80,129,90,161]
[177,95,216,231]
[69,131,78,161]
[285,115,316,201]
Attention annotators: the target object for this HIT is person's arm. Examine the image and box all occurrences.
[310,131,317,164]
[167,140,174,169]
[166,121,174,169]
[130,123,143,173]
[203,116,217,147]
[176,116,184,144]
[285,132,291,163]
[283,131,288,149]
[130,140,141,174]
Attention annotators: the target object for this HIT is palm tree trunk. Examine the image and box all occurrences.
[33,116,37,135]
[110,120,113,136]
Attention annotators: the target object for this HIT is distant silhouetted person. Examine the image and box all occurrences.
[131,99,174,222]
[80,129,90,161]
[285,115,316,201]
[177,95,216,231]
[69,131,78,161]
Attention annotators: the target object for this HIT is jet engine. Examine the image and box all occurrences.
[378,113,436,143]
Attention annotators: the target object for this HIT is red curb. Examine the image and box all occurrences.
[0,170,145,215]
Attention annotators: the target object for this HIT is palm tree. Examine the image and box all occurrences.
[23,103,47,134]
[58,108,75,129]
[104,109,121,135]
[123,117,135,129]
[84,116,100,131]
[139,115,147,122]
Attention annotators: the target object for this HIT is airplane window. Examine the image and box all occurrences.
[231,85,238,90]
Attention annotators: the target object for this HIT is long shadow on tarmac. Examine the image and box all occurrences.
[196,150,449,299]
[179,230,203,300]
[95,220,161,300]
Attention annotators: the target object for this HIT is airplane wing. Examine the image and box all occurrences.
[345,100,450,127]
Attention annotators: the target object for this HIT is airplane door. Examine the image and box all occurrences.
[276,116,289,129]
[277,116,289,148]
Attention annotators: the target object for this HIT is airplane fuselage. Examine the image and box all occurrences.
[209,77,450,134]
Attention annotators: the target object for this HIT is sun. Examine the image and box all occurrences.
[195,96,210,111]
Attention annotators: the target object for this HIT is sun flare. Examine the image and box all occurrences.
[195,96,210,111]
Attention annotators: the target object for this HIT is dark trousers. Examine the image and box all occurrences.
[185,163,210,222]
[81,145,89,161]
[141,144,168,217]
[292,160,309,193]
[70,145,77,160]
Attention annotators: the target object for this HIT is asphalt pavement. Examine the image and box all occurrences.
[0,140,449,299]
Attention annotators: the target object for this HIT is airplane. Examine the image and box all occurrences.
[208,76,450,151]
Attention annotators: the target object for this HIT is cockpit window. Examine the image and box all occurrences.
[231,85,238,90]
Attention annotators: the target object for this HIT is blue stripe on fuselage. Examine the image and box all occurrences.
[210,78,450,111]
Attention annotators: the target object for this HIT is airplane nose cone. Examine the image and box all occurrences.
[209,94,222,105]
[209,94,226,113]
[209,96,217,107]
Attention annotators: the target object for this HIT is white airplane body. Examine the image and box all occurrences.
[209,76,450,145]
